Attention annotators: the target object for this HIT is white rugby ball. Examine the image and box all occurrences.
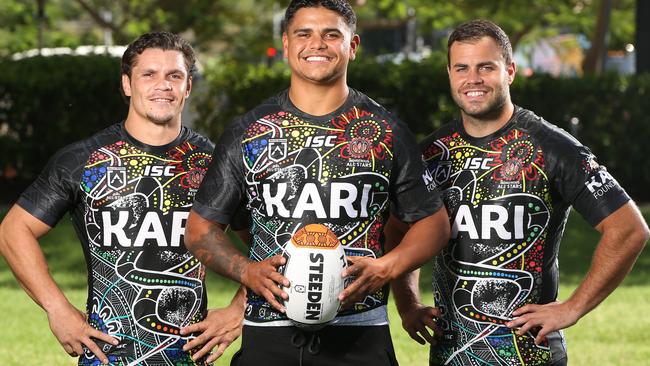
[281,224,347,329]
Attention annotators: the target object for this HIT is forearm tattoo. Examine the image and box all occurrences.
[192,223,248,283]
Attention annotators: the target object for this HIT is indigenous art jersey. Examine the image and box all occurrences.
[420,107,630,366]
[18,123,214,366]
[194,89,442,326]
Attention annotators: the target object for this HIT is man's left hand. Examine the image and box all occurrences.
[506,301,580,345]
[338,256,393,308]
[180,303,244,363]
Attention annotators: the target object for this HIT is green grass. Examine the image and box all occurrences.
[0,208,648,365]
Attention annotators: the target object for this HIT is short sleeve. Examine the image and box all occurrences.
[17,147,84,227]
[193,119,247,224]
[553,144,629,227]
[389,117,444,222]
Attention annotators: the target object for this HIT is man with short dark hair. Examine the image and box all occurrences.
[184,1,450,365]
[390,19,649,366]
[0,31,244,365]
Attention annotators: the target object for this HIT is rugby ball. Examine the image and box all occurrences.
[281,224,347,329]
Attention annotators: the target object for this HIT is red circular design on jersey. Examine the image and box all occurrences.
[501,159,523,180]
[349,137,372,158]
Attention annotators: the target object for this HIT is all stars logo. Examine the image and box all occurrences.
[107,166,127,190]
[268,139,287,162]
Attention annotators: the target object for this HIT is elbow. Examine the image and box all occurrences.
[635,223,650,250]
[0,217,12,256]
[624,221,649,256]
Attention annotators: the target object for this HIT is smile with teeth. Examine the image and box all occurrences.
[304,55,331,62]
[465,91,486,97]
[151,98,173,103]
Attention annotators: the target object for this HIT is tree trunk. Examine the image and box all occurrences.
[583,0,613,75]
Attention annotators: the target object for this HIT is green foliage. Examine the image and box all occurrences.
[0,0,94,55]
[0,0,282,62]
[355,0,635,50]
[0,1,636,64]
[192,59,291,139]
[0,55,127,183]
[194,58,650,201]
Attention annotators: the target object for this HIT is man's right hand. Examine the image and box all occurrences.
[46,302,119,364]
[241,254,290,313]
[400,303,442,345]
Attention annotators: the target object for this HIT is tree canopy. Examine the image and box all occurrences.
[0,0,636,70]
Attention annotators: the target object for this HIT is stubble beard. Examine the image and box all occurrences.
[146,112,175,125]
[454,85,509,122]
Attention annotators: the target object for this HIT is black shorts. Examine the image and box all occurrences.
[231,325,399,366]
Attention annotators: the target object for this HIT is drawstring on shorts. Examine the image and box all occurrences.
[291,329,322,366]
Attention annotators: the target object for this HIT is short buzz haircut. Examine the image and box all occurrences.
[447,19,513,65]
[121,31,197,80]
[283,0,357,34]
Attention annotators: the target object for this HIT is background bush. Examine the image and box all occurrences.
[0,55,126,199]
[1,55,648,202]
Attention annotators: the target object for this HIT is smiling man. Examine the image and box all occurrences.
[390,19,649,366]
[183,1,449,365]
[0,32,244,365]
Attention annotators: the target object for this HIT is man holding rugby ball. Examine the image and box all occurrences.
[185,1,450,365]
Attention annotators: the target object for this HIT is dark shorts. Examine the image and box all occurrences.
[231,325,399,366]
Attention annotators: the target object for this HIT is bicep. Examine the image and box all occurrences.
[186,210,227,242]
[1,204,52,240]
[595,201,649,239]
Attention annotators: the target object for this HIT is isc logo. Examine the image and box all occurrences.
[143,165,175,177]
[304,135,336,148]
[463,157,493,170]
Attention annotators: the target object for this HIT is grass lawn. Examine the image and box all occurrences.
[0,207,648,365]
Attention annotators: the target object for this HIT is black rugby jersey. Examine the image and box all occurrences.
[420,107,629,366]
[18,122,214,366]
[194,88,442,325]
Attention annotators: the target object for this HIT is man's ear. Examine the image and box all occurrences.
[121,74,132,97]
[282,32,289,59]
[349,34,360,61]
[185,76,192,98]
[507,61,516,85]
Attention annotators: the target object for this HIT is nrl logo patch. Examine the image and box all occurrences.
[107,166,127,190]
[502,159,523,180]
[268,138,287,162]
[349,137,372,159]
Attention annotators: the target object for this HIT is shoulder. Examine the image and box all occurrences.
[515,107,600,180]
[421,122,458,145]
[419,121,459,158]
[48,123,122,169]
[183,127,215,152]
[227,92,286,133]
[350,88,394,120]
[515,107,583,153]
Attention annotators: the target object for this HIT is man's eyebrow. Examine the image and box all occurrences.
[322,28,343,34]
[477,61,497,67]
[293,27,313,34]
[166,68,186,75]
